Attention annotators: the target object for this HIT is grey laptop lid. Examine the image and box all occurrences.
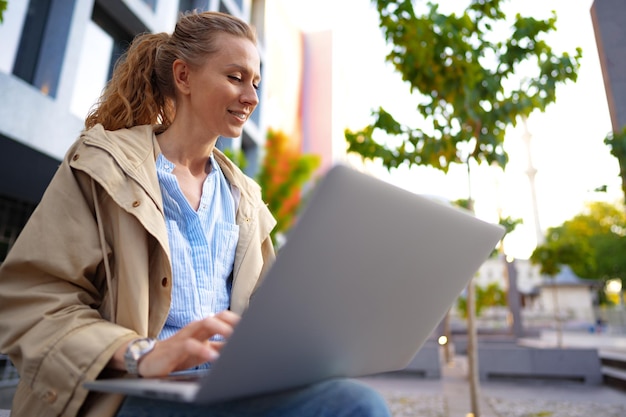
[84,164,504,404]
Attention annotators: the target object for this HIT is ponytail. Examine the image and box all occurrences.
[85,32,174,132]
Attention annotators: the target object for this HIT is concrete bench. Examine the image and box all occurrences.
[477,345,603,385]
[0,354,19,388]
[399,340,441,378]
[452,335,518,355]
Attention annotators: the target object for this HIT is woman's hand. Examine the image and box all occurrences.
[110,310,240,377]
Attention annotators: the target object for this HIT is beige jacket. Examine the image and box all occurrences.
[0,124,276,417]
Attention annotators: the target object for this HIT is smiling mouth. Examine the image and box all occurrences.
[229,111,247,122]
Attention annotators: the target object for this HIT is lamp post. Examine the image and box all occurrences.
[606,278,624,332]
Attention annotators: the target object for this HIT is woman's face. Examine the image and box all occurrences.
[184,33,261,140]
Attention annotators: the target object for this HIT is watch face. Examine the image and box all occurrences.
[133,339,153,353]
[125,338,156,375]
[128,338,156,360]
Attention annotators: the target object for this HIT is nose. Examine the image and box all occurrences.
[241,84,259,108]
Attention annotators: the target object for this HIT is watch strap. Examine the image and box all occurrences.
[124,337,156,376]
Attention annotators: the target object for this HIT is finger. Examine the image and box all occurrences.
[209,341,225,353]
[179,315,235,341]
[198,316,235,340]
[139,313,241,377]
[183,338,220,363]
[140,338,220,377]
[196,310,240,339]
[213,310,241,327]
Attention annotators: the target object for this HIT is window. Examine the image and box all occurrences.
[219,1,230,14]
[12,0,76,98]
[250,0,265,45]
[70,21,114,118]
[179,0,210,13]
[0,195,36,263]
[249,63,263,126]
[140,0,158,12]
[232,0,244,10]
[90,2,138,80]
[241,130,260,177]
[69,1,142,118]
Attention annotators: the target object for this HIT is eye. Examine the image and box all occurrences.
[228,75,242,82]
[252,83,260,91]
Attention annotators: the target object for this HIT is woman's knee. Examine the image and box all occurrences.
[319,379,391,417]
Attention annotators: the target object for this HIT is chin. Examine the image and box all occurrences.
[223,129,244,139]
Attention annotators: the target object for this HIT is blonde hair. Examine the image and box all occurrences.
[85,11,257,133]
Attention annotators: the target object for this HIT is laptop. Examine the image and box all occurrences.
[84,164,504,404]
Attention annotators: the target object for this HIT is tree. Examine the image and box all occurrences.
[346,0,581,174]
[0,1,7,23]
[256,129,321,247]
[223,130,320,248]
[457,282,507,318]
[530,201,626,345]
[345,1,581,416]
[530,201,626,285]
[604,126,626,206]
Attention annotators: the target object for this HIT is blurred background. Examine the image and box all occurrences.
[1,0,624,331]
[1,0,626,398]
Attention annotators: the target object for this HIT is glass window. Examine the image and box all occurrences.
[0,195,36,263]
[13,0,75,98]
[140,0,158,12]
[250,0,265,45]
[232,0,244,10]
[91,2,137,80]
[69,2,140,118]
[218,1,229,14]
[70,21,114,119]
[179,0,209,13]
[241,131,259,177]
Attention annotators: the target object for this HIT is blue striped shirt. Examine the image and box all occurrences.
[156,153,239,344]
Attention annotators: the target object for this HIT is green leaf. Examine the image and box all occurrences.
[604,126,626,205]
[347,0,581,179]
[0,0,7,23]
[531,201,626,283]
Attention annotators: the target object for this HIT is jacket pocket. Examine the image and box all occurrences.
[10,380,57,417]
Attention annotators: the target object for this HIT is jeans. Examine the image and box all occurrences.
[115,378,391,417]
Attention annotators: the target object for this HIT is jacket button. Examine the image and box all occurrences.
[161,277,168,287]
[72,154,80,161]
[132,200,141,207]
[43,389,57,403]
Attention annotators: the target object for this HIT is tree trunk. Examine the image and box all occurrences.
[464,161,481,417]
[467,278,481,417]
[438,309,453,364]
[552,284,563,348]
[505,257,524,338]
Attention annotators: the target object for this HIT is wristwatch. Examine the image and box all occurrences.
[124,337,156,376]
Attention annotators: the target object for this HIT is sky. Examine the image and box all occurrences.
[275,0,621,260]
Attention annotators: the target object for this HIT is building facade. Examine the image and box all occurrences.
[0,0,267,262]
[592,0,626,134]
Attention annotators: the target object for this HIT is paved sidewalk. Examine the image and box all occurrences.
[359,354,626,417]
[3,331,626,416]
[2,358,625,416]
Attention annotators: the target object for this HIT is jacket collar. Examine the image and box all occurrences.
[81,124,163,209]
[80,124,263,215]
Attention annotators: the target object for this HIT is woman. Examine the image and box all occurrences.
[0,10,391,417]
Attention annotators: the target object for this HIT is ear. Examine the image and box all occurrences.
[172,59,192,96]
